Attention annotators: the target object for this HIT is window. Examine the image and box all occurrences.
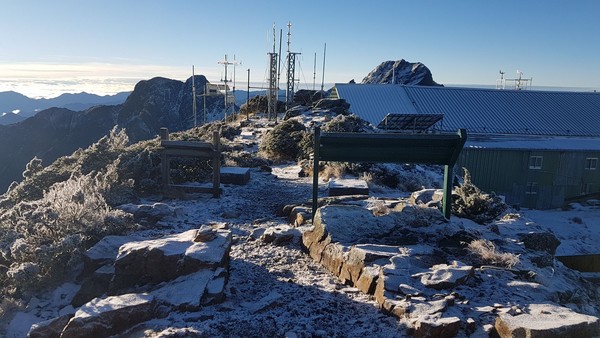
[585,157,598,170]
[529,156,543,169]
[582,183,593,195]
[526,182,538,195]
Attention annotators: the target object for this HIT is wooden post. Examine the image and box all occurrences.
[212,130,221,198]
[160,128,169,187]
[312,127,321,220]
[443,164,453,219]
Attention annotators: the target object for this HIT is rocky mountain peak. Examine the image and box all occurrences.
[362,59,442,86]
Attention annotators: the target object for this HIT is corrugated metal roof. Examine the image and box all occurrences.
[334,84,600,137]
[333,84,418,127]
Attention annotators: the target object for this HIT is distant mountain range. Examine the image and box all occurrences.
[0,91,131,125]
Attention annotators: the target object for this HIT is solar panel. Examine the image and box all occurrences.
[377,113,443,131]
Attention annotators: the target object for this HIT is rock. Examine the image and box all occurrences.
[495,303,600,338]
[194,226,217,242]
[202,268,228,305]
[531,253,555,268]
[338,244,398,285]
[72,265,114,307]
[153,269,216,311]
[288,206,311,226]
[242,291,282,314]
[61,293,156,338]
[260,225,299,245]
[413,261,473,290]
[413,316,461,338]
[320,242,347,276]
[80,235,144,278]
[519,232,561,255]
[293,89,324,106]
[409,189,444,205]
[112,229,231,290]
[118,202,180,223]
[354,265,380,294]
[28,314,73,338]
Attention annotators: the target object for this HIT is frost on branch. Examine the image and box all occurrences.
[452,168,507,224]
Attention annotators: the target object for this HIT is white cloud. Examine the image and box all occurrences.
[0,62,222,98]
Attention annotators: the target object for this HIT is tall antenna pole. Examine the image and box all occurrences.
[218,54,236,122]
[246,68,250,121]
[285,21,300,111]
[192,65,197,127]
[267,23,278,121]
[321,42,327,91]
[313,52,316,91]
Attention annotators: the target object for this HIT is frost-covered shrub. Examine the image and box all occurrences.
[321,114,372,133]
[452,168,507,224]
[0,171,135,298]
[259,119,307,161]
[22,157,43,179]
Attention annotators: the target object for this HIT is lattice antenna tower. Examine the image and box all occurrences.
[285,21,301,111]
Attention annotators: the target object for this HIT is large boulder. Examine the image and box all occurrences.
[312,98,350,114]
[112,228,231,290]
[362,59,442,86]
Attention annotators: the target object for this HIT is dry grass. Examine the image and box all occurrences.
[320,164,345,182]
[366,197,389,216]
[467,239,520,269]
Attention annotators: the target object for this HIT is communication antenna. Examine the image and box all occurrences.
[285,21,301,111]
[218,54,238,121]
[313,52,317,91]
[320,42,326,92]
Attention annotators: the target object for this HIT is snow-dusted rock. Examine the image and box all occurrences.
[72,264,114,307]
[28,314,73,338]
[61,293,156,338]
[153,269,215,311]
[80,234,144,277]
[260,225,300,245]
[118,202,181,223]
[413,316,461,338]
[112,228,231,290]
[242,291,283,314]
[495,303,600,338]
[412,261,474,290]
[409,188,444,205]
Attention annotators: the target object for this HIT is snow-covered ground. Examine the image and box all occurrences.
[3,116,599,337]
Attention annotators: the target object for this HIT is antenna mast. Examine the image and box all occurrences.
[320,42,326,91]
[285,21,301,111]
[218,54,238,121]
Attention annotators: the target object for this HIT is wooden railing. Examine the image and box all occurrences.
[159,128,221,197]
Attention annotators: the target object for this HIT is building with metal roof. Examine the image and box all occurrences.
[331,83,600,209]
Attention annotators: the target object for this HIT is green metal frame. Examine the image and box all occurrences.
[312,127,467,219]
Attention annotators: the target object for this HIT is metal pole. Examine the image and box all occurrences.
[246,68,250,121]
[203,83,207,125]
[321,43,326,91]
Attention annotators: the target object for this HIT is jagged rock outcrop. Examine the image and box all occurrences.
[362,59,442,86]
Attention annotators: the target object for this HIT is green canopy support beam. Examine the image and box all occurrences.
[312,127,467,220]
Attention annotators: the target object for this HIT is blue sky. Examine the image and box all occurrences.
[1,0,598,97]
